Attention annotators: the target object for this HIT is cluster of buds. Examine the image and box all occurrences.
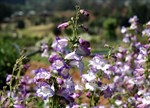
[57,9,89,30]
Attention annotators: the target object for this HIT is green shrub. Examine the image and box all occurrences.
[103,18,117,40]
[0,40,19,89]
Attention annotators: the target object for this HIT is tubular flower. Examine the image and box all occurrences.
[57,22,69,29]
[34,68,51,83]
[51,37,68,53]
[76,39,91,56]
[36,83,54,99]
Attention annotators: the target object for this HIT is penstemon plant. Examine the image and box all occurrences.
[1,6,150,108]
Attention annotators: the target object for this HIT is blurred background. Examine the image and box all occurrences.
[0,0,150,87]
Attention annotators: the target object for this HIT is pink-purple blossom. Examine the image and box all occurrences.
[57,22,69,29]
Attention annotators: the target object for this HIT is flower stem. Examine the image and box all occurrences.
[72,6,80,39]
[9,55,25,106]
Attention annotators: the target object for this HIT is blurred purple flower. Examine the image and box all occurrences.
[13,105,25,108]
[58,65,70,79]
[129,16,138,23]
[124,77,135,91]
[142,28,150,37]
[130,22,138,30]
[69,60,84,73]
[41,43,48,51]
[57,77,64,85]
[70,93,80,99]
[48,53,60,63]
[65,51,81,60]
[51,58,65,70]
[80,9,89,17]
[41,43,49,57]
[57,22,69,29]
[6,74,12,83]
[103,85,115,98]
[64,78,75,94]
[36,83,54,99]
[34,68,51,82]
[51,37,68,53]
[76,39,91,56]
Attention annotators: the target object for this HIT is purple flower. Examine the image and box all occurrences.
[98,78,102,87]
[129,16,138,23]
[70,60,84,73]
[82,72,96,82]
[20,76,32,85]
[51,37,68,53]
[63,78,75,94]
[76,39,91,56]
[50,56,71,78]
[82,72,97,91]
[122,33,133,43]
[65,51,84,73]
[79,39,90,48]
[57,77,64,85]
[13,105,25,108]
[36,83,54,99]
[65,51,81,60]
[57,78,75,102]
[51,58,65,70]
[41,43,48,51]
[86,91,91,98]
[34,68,51,82]
[103,85,115,98]
[139,46,147,55]
[70,93,80,99]
[41,43,49,57]
[58,65,70,79]
[48,53,60,63]
[124,77,135,91]
[88,55,111,75]
[6,74,12,83]
[130,22,138,30]
[142,28,150,37]
[57,22,69,29]
[80,9,89,17]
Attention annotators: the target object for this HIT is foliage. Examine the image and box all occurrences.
[103,18,118,40]
[0,41,19,89]
[0,3,13,22]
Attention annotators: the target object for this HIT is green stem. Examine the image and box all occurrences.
[72,6,80,39]
[90,91,95,107]
[9,55,25,106]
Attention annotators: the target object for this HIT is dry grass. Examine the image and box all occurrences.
[18,24,53,37]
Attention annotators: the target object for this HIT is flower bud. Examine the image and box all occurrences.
[80,9,89,17]
[13,105,25,108]
[57,22,69,29]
